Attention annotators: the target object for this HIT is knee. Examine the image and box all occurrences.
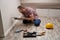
[23,20,27,24]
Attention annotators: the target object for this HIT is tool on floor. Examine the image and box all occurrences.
[15,29,27,33]
[23,31,45,38]
[23,32,36,38]
[45,23,54,29]
[37,31,45,36]
[15,30,23,33]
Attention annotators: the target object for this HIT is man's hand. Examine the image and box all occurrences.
[14,17,18,19]
[14,17,25,20]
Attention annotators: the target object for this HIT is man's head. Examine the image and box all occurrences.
[17,6,25,13]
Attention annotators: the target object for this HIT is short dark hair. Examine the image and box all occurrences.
[17,6,24,9]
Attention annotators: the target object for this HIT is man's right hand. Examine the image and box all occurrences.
[14,17,18,19]
[14,17,25,20]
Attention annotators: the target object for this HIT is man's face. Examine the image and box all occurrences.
[18,8,25,13]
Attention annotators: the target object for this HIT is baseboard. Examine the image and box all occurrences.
[4,25,14,37]
[4,16,21,37]
[4,20,18,37]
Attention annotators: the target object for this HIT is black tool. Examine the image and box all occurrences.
[23,32,36,38]
[23,31,45,38]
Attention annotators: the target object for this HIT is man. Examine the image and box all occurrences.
[15,6,41,26]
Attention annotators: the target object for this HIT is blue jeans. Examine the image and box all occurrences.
[23,20,33,24]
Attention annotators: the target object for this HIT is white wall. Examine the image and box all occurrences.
[1,0,21,36]
[36,9,48,17]
[21,0,60,3]
[48,9,60,17]
[0,0,1,9]
[36,9,60,17]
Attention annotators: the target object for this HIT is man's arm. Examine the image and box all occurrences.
[14,13,34,20]
[14,17,33,20]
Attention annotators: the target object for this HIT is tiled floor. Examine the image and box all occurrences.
[1,17,60,40]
